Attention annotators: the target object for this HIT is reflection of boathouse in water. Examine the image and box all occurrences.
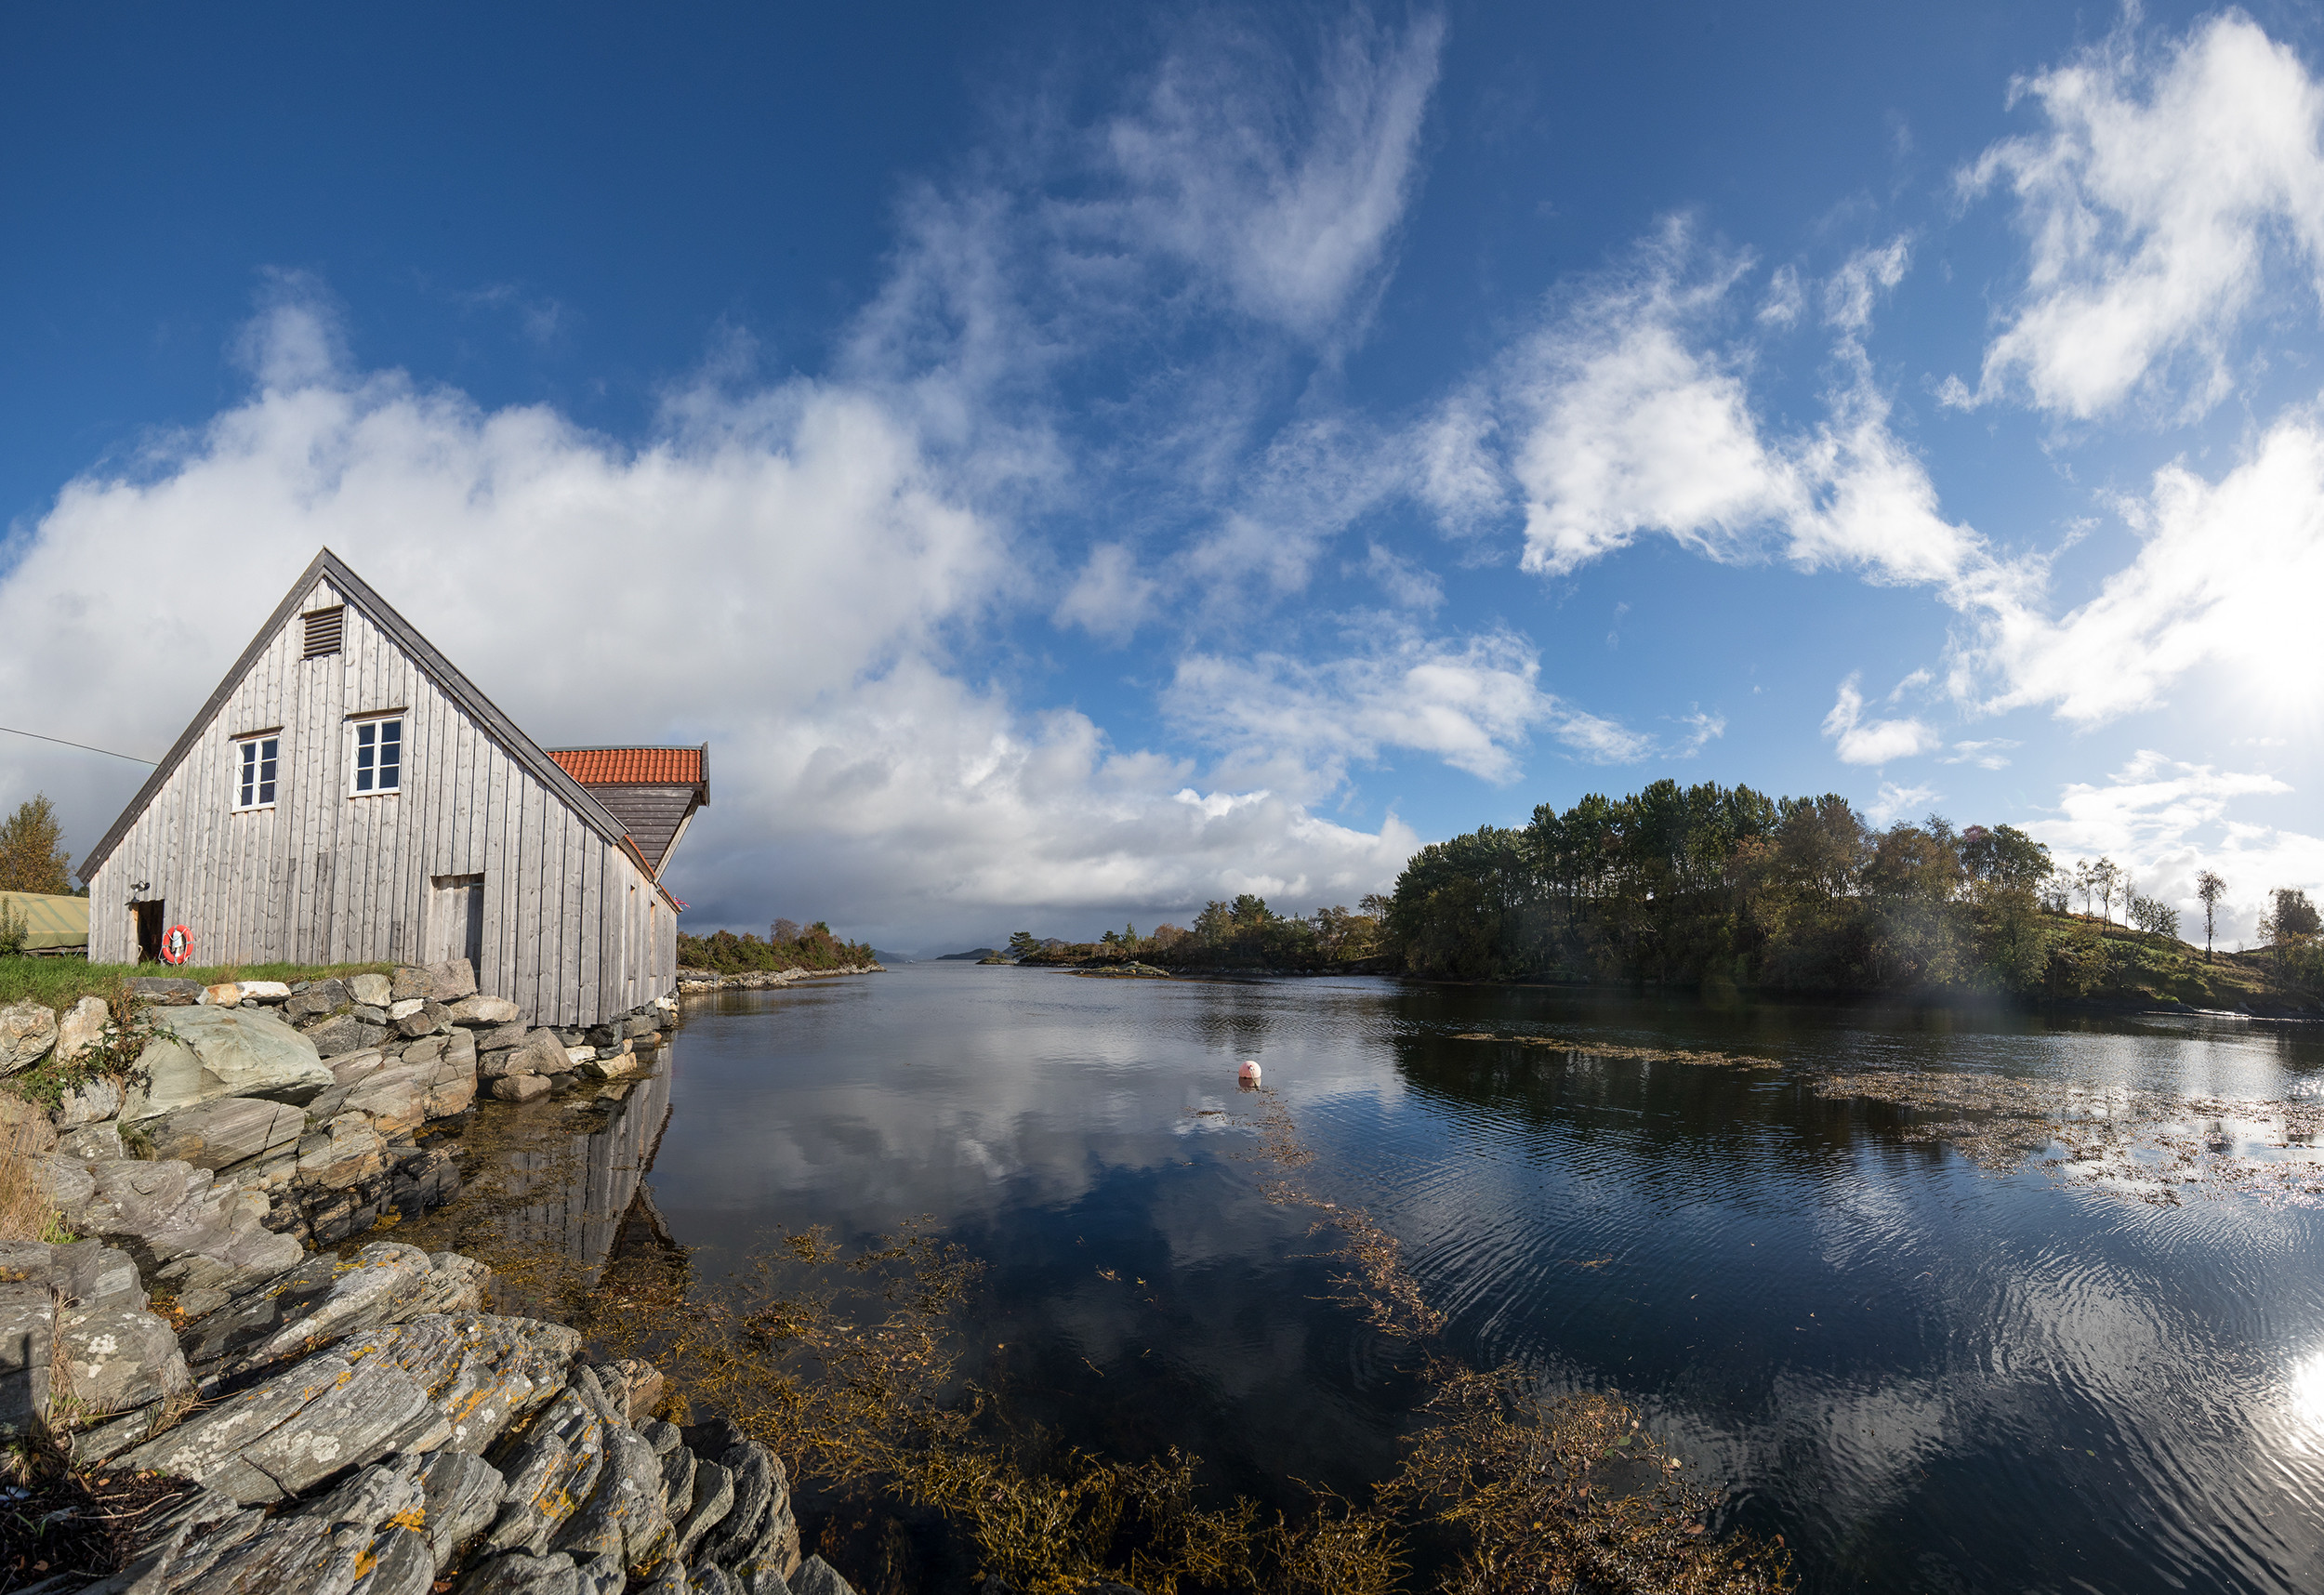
[445,1046,680,1273]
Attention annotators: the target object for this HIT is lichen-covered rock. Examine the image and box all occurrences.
[553,1421,672,1573]
[358,1311,581,1456]
[55,1119,124,1162]
[180,1241,490,1379]
[145,1096,306,1171]
[420,1447,509,1570]
[482,1386,609,1557]
[0,999,58,1075]
[0,1242,180,1444]
[55,1298,191,1417]
[55,995,110,1063]
[349,973,395,1008]
[120,1344,448,1502]
[123,1006,334,1122]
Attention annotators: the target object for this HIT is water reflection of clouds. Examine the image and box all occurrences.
[651,972,2324,1591]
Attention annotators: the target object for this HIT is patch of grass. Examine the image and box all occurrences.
[0,1111,59,1245]
[0,959,392,1014]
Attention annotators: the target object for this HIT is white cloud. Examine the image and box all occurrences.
[1410,390,1507,535]
[1359,542,1445,611]
[1758,263,1804,328]
[1961,408,2324,721]
[1822,674,1942,766]
[2024,751,2321,942]
[1822,237,1909,332]
[1054,543,1160,644]
[1940,738,2019,770]
[1103,11,1445,343]
[1506,222,1790,576]
[1496,225,1991,598]
[1866,781,1941,827]
[1955,13,2324,420]
[1166,625,1667,784]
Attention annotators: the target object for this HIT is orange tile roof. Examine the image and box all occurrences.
[548,745,706,787]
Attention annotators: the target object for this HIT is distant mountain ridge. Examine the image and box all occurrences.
[933,947,1002,961]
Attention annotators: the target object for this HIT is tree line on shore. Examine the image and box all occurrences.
[1008,779,2324,1002]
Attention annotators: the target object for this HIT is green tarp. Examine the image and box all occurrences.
[0,890,88,951]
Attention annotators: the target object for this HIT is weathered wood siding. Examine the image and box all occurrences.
[86,574,673,1024]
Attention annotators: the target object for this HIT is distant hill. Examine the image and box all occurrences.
[933,947,1002,961]
[870,949,911,964]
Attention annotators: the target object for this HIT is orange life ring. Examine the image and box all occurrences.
[161,924,193,966]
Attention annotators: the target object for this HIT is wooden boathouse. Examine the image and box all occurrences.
[79,548,707,1025]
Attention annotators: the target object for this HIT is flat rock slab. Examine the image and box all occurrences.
[124,1007,333,1123]
[181,1241,489,1381]
[123,975,205,1005]
[145,1096,306,1172]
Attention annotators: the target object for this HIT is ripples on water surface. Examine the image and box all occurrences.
[638,963,2324,1593]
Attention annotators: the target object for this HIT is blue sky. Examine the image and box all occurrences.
[5,1,2322,951]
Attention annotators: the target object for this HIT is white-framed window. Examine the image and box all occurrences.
[350,714,403,796]
[233,733,280,811]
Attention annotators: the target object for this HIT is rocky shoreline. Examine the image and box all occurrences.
[672,965,882,995]
[0,964,865,1595]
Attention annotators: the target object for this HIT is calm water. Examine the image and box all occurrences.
[633,963,2324,1593]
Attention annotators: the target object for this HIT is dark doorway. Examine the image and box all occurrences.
[131,901,164,963]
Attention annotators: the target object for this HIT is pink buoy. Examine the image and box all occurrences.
[1238,1060,1262,1084]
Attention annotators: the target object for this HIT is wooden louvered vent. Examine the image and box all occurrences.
[302,606,344,659]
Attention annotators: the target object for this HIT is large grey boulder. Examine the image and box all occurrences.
[0,999,57,1075]
[121,1006,334,1123]
[55,995,109,1063]
[0,1240,187,1443]
[54,1072,124,1127]
[145,1096,306,1171]
[492,1074,552,1103]
[791,1559,858,1595]
[302,1011,390,1059]
[65,1156,306,1316]
[349,972,394,1008]
[452,995,522,1028]
[283,979,350,1024]
[55,1298,191,1417]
